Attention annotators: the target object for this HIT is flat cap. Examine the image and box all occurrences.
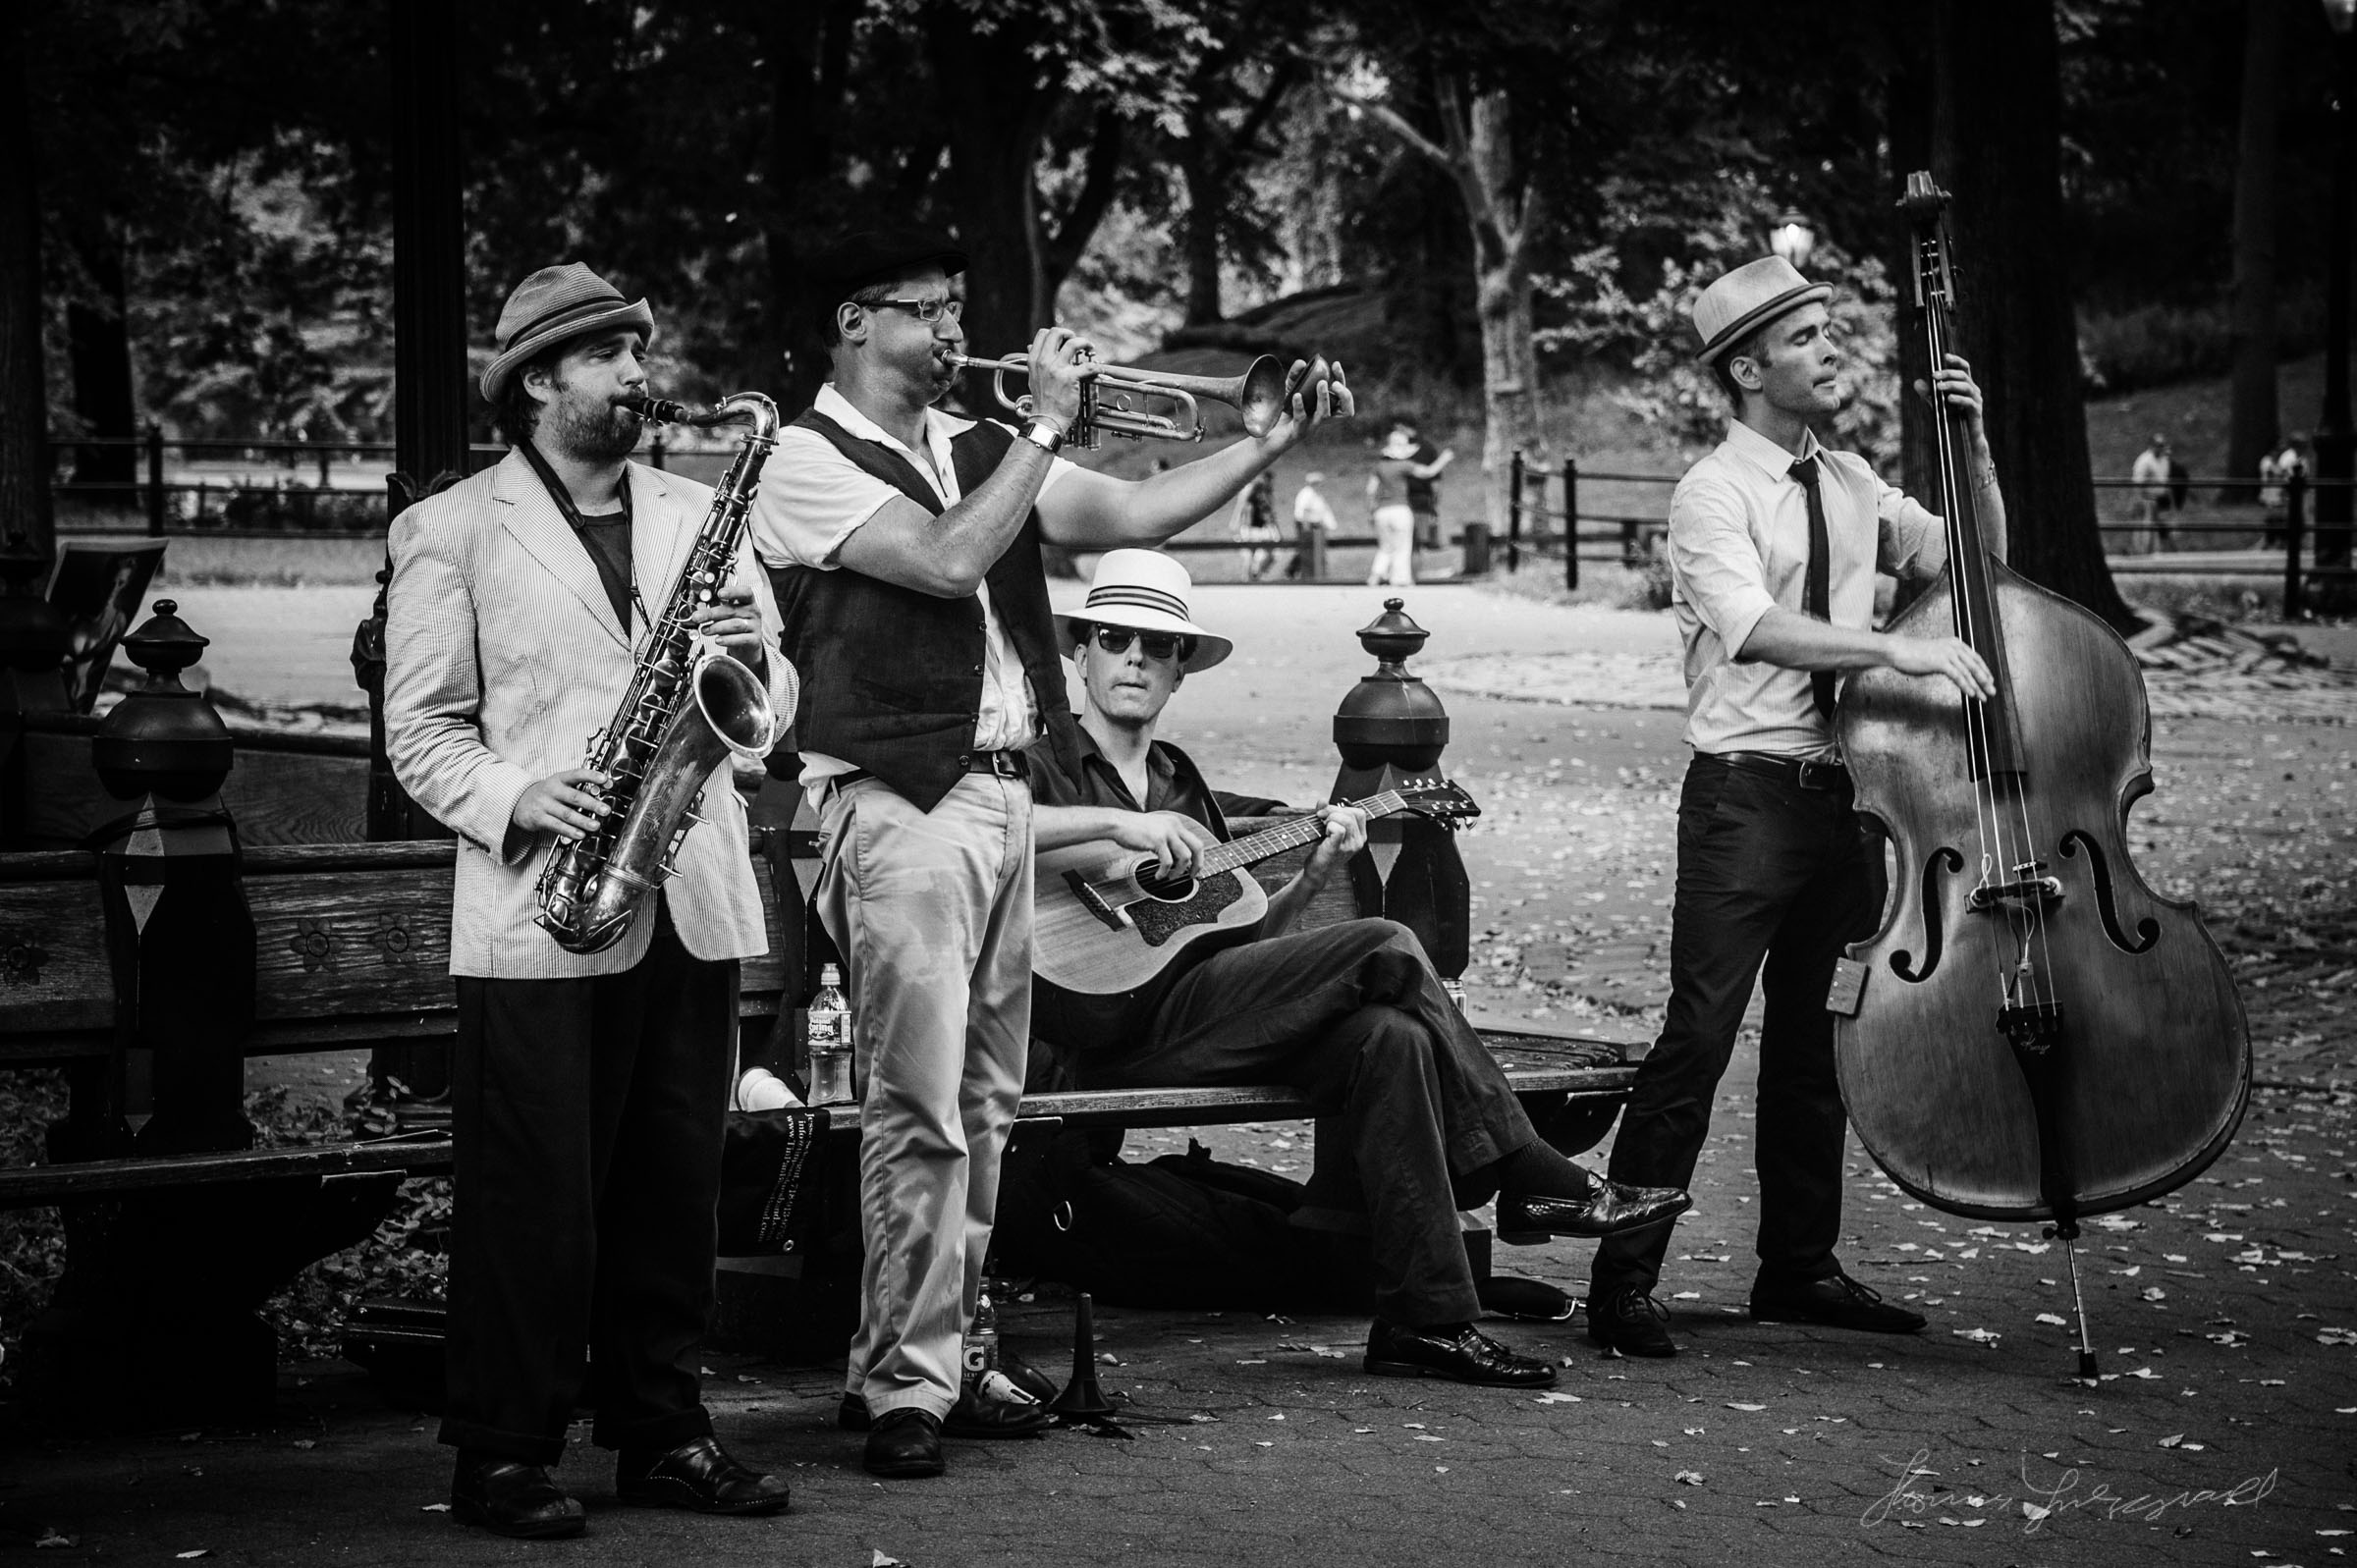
[810,227,968,295]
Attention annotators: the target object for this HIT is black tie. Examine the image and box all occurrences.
[1788,456,1838,722]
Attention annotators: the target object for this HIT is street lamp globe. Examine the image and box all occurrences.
[1770,212,1817,272]
[2326,0,2356,34]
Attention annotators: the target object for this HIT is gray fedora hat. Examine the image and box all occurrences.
[1691,255,1832,365]
[479,263,655,403]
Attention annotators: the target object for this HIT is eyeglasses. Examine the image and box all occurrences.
[1091,626,1192,663]
[861,297,963,325]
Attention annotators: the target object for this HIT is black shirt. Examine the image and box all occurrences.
[574,512,633,630]
[1018,724,1285,837]
[1405,440,1441,512]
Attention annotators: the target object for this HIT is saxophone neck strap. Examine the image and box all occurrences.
[519,439,647,632]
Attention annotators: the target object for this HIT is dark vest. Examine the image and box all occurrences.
[770,408,1081,812]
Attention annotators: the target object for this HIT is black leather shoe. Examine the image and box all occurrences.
[1497,1178,1692,1243]
[615,1435,791,1516]
[1749,1271,1927,1334]
[843,1377,1050,1438]
[450,1451,585,1541]
[1585,1286,1676,1357]
[1364,1317,1558,1387]
[864,1408,946,1479]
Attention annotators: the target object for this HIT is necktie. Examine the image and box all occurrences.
[1788,456,1838,722]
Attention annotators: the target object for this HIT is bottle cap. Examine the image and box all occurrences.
[820,962,842,986]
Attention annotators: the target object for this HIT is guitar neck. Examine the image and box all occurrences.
[1196,791,1404,878]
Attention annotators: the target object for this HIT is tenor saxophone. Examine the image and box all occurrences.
[534,390,784,954]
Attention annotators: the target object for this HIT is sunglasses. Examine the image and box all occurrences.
[1090,625,1193,663]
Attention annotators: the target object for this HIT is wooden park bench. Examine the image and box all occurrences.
[0,594,1640,1419]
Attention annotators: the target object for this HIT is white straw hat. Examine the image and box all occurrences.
[1058,549,1233,673]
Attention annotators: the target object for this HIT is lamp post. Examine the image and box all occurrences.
[1770,211,1818,272]
[2317,0,2356,601]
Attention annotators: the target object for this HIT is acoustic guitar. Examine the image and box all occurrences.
[1032,780,1478,1000]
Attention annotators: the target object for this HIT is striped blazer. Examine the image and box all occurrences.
[385,448,798,979]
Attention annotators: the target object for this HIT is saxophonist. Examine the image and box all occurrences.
[386,263,798,1540]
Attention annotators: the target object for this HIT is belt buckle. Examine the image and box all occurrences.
[1796,759,1840,791]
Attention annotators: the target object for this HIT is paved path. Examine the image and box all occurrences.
[12,582,2354,1565]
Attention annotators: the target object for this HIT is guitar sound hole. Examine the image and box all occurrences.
[1134,865,1200,902]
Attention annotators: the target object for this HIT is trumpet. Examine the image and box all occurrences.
[946,350,1327,449]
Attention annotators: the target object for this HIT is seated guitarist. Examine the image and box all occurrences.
[1021,551,1690,1386]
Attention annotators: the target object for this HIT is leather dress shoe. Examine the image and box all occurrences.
[450,1451,585,1541]
[1497,1178,1692,1243]
[615,1435,790,1516]
[843,1375,1050,1438]
[1749,1271,1927,1334]
[1585,1286,1676,1357]
[1364,1317,1558,1387]
[864,1408,946,1479]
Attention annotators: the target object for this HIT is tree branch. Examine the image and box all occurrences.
[1324,80,1455,173]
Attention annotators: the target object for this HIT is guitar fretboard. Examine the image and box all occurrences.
[1194,790,1406,877]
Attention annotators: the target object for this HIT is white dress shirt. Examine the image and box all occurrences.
[1668,419,1946,761]
[750,382,1077,785]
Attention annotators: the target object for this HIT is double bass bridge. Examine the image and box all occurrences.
[1968,859,2064,915]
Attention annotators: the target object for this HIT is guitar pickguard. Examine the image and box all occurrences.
[1125,873,1245,946]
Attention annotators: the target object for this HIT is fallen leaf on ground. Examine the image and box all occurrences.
[1674,1470,1705,1486]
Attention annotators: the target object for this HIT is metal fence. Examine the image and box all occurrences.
[1508,452,2357,618]
[44,426,714,537]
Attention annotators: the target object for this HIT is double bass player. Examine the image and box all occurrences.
[1584,255,2008,1358]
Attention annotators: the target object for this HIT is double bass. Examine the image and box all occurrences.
[1829,173,2250,1373]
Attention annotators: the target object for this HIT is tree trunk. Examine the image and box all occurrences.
[67,228,137,487]
[0,5,53,581]
[1178,100,1225,326]
[1932,0,2133,632]
[1885,20,1938,511]
[1341,78,1540,533]
[1463,91,1541,533]
[2225,0,2285,494]
[931,7,1050,346]
[762,0,828,411]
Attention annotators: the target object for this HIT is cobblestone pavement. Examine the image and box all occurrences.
[7,585,2354,1565]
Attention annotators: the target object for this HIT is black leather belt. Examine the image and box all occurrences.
[959,750,1026,778]
[1716,750,1850,791]
[832,750,1026,790]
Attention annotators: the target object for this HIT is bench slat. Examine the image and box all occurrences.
[0,879,112,1034]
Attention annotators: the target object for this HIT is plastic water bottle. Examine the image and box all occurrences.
[1443,977,1468,1013]
[963,1286,1001,1379]
[806,963,855,1106]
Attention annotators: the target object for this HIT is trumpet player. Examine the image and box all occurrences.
[386,263,797,1539]
[750,227,1351,1480]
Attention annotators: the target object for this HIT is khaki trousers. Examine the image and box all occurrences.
[814,772,1034,1420]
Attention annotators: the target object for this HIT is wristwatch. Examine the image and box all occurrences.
[1019,417,1066,456]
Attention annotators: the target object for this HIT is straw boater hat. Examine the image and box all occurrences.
[1690,255,1832,364]
[1058,549,1233,674]
[478,263,656,403]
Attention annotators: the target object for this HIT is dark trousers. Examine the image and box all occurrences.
[1592,754,1886,1298]
[440,900,737,1465]
[1073,918,1538,1326]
